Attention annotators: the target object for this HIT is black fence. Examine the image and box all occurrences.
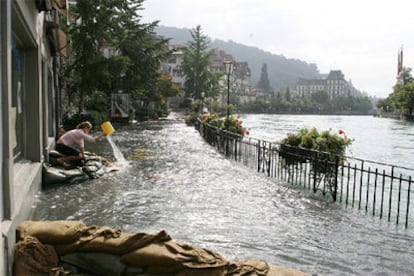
[200,123,413,228]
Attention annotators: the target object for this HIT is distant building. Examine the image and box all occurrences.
[161,46,254,108]
[209,49,253,106]
[160,45,186,108]
[233,62,255,105]
[100,42,121,59]
[296,70,351,99]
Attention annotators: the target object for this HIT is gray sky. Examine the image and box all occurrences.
[141,0,414,98]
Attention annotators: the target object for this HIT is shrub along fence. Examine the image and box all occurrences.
[200,122,413,228]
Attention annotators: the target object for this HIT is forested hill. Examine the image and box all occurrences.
[155,26,321,91]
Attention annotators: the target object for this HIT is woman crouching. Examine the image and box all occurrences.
[55,121,104,166]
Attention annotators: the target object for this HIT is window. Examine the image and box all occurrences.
[11,36,23,159]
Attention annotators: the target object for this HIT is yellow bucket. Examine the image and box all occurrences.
[101,121,115,136]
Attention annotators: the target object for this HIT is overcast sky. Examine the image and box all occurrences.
[141,0,414,98]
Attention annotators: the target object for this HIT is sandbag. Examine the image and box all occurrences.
[120,240,229,274]
[13,236,59,276]
[267,264,311,276]
[17,220,88,245]
[176,267,227,276]
[60,252,131,275]
[55,227,171,256]
[227,259,269,275]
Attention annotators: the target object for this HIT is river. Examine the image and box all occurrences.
[32,113,414,275]
[240,114,414,170]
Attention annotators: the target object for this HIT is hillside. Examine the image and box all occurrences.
[155,26,321,92]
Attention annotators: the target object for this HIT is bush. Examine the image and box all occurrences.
[279,128,351,160]
[202,113,250,137]
[279,128,352,197]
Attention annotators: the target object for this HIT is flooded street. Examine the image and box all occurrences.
[33,113,414,275]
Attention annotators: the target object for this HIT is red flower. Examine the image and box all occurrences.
[338,129,345,135]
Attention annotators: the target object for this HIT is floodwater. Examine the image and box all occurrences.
[32,113,414,275]
[241,114,414,169]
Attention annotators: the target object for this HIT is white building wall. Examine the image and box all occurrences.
[1,0,57,273]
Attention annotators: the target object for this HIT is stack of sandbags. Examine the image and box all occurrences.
[14,220,310,275]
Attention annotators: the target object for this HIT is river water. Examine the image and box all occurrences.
[32,113,414,275]
[241,114,414,169]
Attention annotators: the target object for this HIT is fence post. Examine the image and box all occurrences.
[234,137,238,161]
[313,151,317,192]
[333,155,339,202]
[225,132,229,156]
[388,166,395,222]
[406,176,411,228]
[257,140,261,173]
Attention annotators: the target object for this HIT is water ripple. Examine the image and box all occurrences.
[33,115,414,275]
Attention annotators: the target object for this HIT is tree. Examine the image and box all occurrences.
[181,25,214,100]
[390,67,414,115]
[398,67,414,85]
[392,83,414,115]
[285,87,291,101]
[311,91,329,105]
[257,63,272,94]
[376,97,393,113]
[62,0,170,117]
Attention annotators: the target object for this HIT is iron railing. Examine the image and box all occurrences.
[200,122,413,228]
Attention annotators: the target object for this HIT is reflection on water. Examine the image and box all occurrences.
[33,114,414,275]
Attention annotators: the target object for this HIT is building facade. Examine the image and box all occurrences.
[161,46,254,109]
[161,45,186,108]
[209,49,253,107]
[1,0,67,274]
[296,70,350,99]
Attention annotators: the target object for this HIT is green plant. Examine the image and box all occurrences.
[203,113,223,128]
[202,113,250,136]
[279,128,352,197]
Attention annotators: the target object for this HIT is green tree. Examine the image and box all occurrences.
[376,97,393,113]
[390,67,414,115]
[205,71,223,99]
[181,25,214,100]
[62,0,170,117]
[399,67,414,85]
[392,83,414,115]
[311,91,329,105]
[257,63,272,94]
[119,25,171,108]
[285,87,291,101]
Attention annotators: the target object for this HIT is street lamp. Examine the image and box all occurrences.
[223,60,234,130]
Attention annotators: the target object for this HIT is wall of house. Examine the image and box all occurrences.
[0,0,4,273]
[1,0,56,274]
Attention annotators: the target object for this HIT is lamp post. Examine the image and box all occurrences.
[223,60,234,130]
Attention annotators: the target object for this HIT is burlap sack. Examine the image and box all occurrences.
[226,259,269,276]
[267,264,311,276]
[175,267,227,276]
[120,240,229,274]
[60,252,128,275]
[55,227,171,256]
[17,220,87,245]
[13,236,59,275]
